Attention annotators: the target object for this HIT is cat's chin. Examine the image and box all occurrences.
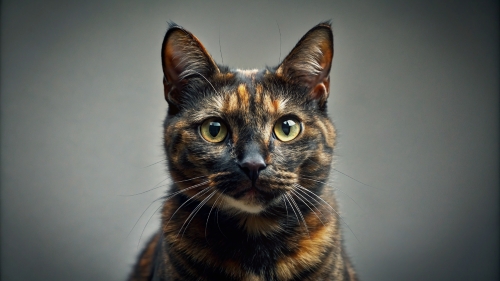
[221,194,265,214]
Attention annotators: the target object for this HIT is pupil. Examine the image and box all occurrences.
[209,122,221,137]
[282,120,295,135]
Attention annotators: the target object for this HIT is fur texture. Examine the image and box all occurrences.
[128,22,358,281]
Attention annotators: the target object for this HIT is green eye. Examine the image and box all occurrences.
[274,118,301,142]
[200,118,228,143]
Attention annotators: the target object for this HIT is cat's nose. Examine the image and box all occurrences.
[239,153,266,184]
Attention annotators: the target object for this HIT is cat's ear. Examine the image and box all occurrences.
[276,22,333,107]
[161,23,220,106]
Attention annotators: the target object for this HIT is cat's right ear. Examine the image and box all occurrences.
[276,22,333,108]
[161,23,219,110]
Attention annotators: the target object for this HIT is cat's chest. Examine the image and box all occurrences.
[168,211,336,279]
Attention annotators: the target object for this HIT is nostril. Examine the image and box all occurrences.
[239,156,267,182]
[241,161,266,173]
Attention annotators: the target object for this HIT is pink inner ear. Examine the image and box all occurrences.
[309,75,330,105]
[311,83,327,100]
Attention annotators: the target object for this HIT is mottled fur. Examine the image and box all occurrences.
[128,22,358,281]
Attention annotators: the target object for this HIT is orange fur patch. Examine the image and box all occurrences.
[272,99,280,112]
[275,218,334,280]
[263,94,274,114]
[237,84,250,109]
[225,90,239,113]
[254,84,263,103]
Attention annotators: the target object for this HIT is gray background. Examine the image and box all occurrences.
[1,0,498,280]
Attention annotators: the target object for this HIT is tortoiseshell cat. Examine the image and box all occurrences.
[128,22,358,281]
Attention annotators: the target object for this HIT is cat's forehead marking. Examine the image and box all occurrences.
[224,88,240,113]
[222,83,251,113]
[261,92,287,114]
[272,100,280,112]
[221,79,287,117]
[254,84,263,103]
[237,84,250,109]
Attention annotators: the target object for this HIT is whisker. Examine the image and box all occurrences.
[300,176,365,212]
[144,158,166,168]
[119,175,207,197]
[152,176,170,188]
[294,184,360,244]
[282,196,289,228]
[291,189,325,226]
[215,194,228,238]
[289,194,311,238]
[127,196,165,238]
[283,194,299,229]
[294,184,339,217]
[293,184,324,213]
[179,189,217,238]
[205,189,226,240]
[304,158,383,191]
[137,202,163,248]
[173,175,208,184]
[218,27,224,64]
[293,188,350,252]
[162,180,210,201]
[135,180,210,247]
[284,193,310,238]
[294,184,341,217]
[165,182,212,228]
[119,184,168,197]
[332,168,385,191]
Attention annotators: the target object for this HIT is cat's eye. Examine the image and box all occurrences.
[200,118,228,143]
[273,118,301,142]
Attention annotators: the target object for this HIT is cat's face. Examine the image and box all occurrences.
[162,23,335,214]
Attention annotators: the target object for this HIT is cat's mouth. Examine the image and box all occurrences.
[219,179,287,214]
[210,169,296,214]
[231,180,281,201]
[233,185,257,199]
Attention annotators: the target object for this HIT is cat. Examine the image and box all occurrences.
[128,22,358,281]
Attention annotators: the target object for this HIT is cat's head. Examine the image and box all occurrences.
[161,22,335,214]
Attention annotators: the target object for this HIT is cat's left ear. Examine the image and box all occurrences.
[276,22,333,107]
[161,23,220,107]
